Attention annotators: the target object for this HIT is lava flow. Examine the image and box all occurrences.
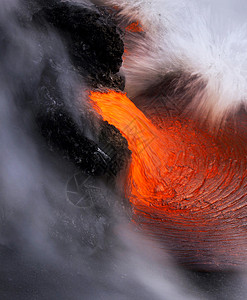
[89,90,247,269]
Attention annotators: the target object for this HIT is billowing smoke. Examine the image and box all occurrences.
[1,0,247,299]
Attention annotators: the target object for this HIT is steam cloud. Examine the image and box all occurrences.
[103,0,247,126]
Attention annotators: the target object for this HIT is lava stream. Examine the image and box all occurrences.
[89,90,247,269]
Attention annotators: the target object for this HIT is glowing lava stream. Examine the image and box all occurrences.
[89,90,247,268]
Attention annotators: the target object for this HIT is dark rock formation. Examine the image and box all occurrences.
[16,0,130,176]
[32,0,125,89]
[99,121,131,177]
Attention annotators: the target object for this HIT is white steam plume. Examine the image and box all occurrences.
[101,0,247,126]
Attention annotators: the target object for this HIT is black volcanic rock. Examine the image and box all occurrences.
[23,0,129,176]
[0,0,129,177]
[99,121,131,177]
[32,0,125,89]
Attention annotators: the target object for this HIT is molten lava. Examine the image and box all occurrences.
[89,90,247,269]
[125,21,144,33]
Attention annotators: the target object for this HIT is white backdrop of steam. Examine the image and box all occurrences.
[0,0,205,299]
[99,0,247,126]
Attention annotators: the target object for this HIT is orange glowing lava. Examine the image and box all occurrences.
[89,90,247,268]
[125,21,144,33]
